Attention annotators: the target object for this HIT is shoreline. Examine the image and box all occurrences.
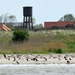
[0,54,75,64]
[0,64,75,66]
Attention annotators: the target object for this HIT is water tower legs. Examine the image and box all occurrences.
[23,16,33,30]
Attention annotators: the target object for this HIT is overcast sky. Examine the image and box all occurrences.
[0,0,75,25]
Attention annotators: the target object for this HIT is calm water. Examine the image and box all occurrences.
[0,64,75,75]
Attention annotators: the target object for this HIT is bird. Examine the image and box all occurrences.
[13,57,16,61]
[31,58,38,61]
[8,58,10,60]
[35,58,38,61]
[58,54,61,57]
[49,53,52,57]
[64,56,68,60]
[3,54,7,59]
[64,56,66,59]
[69,58,71,60]
[26,58,29,61]
[16,61,19,64]
[58,58,61,60]
[49,56,51,59]
[43,57,47,61]
[67,60,70,64]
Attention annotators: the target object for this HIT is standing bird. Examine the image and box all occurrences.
[16,61,19,64]
[13,57,16,61]
[3,54,7,59]
[26,58,29,61]
[69,58,71,60]
[67,60,70,64]
[31,58,38,61]
[43,57,47,61]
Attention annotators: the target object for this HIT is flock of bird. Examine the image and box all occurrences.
[2,53,75,64]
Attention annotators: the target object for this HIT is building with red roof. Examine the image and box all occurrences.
[44,22,74,29]
[0,23,11,31]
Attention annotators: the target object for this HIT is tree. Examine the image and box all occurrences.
[9,15,17,22]
[12,29,30,42]
[58,14,75,22]
[8,15,17,29]
[0,13,17,29]
[0,13,9,23]
[34,23,43,29]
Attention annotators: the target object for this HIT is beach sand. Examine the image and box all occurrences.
[0,54,75,64]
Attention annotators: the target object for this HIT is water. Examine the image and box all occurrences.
[0,64,75,75]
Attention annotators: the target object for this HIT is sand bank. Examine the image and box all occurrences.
[0,54,75,64]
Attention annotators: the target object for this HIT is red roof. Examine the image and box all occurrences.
[44,22,74,28]
[0,23,11,31]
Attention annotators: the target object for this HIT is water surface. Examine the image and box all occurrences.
[0,64,75,75]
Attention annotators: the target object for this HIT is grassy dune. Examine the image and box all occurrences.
[0,30,75,54]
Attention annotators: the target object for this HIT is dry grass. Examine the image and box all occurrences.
[0,30,75,54]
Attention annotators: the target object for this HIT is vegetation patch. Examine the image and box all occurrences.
[0,30,75,54]
[56,48,63,54]
[12,29,29,42]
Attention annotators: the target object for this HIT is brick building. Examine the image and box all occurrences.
[44,22,74,29]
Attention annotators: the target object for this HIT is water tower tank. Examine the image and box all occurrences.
[23,6,32,16]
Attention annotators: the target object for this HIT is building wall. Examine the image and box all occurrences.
[44,22,74,28]
[0,23,3,30]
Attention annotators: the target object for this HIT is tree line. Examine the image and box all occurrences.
[0,13,75,30]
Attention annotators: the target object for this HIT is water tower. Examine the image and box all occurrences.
[23,6,33,30]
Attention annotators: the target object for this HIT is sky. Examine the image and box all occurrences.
[0,0,75,25]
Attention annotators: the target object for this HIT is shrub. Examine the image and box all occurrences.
[56,48,62,54]
[12,28,29,42]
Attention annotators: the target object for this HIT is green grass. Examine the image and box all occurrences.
[0,30,75,54]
